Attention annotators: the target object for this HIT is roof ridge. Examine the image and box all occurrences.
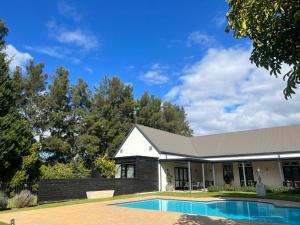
[135,123,190,138]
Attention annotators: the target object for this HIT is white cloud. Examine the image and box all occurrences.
[57,0,82,22]
[140,64,169,85]
[25,46,66,59]
[213,12,227,28]
[167,39,182,49]
[4,45,32,71]
[166,46,300,135]
[47,21,99,50]
[126,65,135,71]
[85,66,93,73]
[187,31,217,48]
[25,45,80,64]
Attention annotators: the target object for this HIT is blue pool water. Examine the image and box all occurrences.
[115,199,300,225]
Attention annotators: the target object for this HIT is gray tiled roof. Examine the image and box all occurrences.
[136,124,197,156]
[135,124,300,157]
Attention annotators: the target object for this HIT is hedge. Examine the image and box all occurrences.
[207,185,300,194]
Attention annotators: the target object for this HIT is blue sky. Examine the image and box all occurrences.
[1,0,241,96]
[1,0,300,134]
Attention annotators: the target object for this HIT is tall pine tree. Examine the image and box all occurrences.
[0,20,33,183]
[80,76,136,167]
[136,92,164,128]
[12,61,48,140]
[41,67,71,163]
[161,102,192,136]
[70,78,92,161]
[136,92,192,136]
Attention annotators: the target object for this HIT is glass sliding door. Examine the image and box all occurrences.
[238,162,254,186]
[282,161,300,187]
[174,167,188,190]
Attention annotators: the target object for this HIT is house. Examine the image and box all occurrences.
[114,124,300,191]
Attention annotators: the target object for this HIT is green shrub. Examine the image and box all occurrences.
[266,186,300,194]
[208,185,300,194]
[40,160,90,179]
[10,143,41,187]
[40,163,73,179]
[11,190,35,208]
[94,154,116,178]
[70,160,91,178]
[208,185,256,192]
[0,192,8,210]
[207,186,224,192]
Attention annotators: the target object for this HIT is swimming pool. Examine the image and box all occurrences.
[115,198,300,225]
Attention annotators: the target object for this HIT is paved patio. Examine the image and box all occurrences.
[0,196,295,225]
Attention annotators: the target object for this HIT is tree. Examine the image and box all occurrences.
[41,67,71,163]
[161,102,192,136]
[14,61,48,139]
[10,143,41,187]
[94,154,116,178]
[0,20,8,51]
[71,78,91,113]
[0,20,33,183]
[226,0,300,99]
[0,19,193,183]
[136,92,193,136]
[136,92,164,128]
[70,78,92,162]
[12,66,24,107]
[80,76,136,165]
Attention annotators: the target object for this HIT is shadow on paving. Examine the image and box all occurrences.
[173,214,277,225]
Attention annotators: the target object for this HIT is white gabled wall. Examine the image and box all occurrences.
[115,127,160,158]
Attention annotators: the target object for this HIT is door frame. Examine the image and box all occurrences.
[238,162,254,186]
[282,161,300,182]
[174,167,188,190]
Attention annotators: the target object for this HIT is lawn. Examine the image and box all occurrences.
[0,222,8,225]
[0,193,154,214]
[1,191,300,214]
[154,191,300,202]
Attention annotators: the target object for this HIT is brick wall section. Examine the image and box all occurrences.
[38,156,158,203]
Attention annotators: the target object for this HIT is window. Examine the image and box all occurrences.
[223,163,234,184]
[115,164,121,178]
[174,167,188,190]
[282,161,300,181]
[117,164,135,178]
[238,162,254,186]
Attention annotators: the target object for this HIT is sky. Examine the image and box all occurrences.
[1,0,300,135]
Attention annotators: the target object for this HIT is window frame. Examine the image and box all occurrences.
[120,163,136,179]
[223,163,234,182]
[282,161,300,181]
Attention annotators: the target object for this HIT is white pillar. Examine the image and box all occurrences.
[277,159,284,186]
[212,163,216,186]
[242,162,247,187]
[159,162,162,191]
[202,163,205,189]
[188,161,192,191]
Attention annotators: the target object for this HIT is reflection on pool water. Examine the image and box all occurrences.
[115,199,300,225]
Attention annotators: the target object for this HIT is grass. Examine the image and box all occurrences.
[154,191,300,202]
[0,193,153,214]
[0,222,9,225]
[1,191,300,214]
